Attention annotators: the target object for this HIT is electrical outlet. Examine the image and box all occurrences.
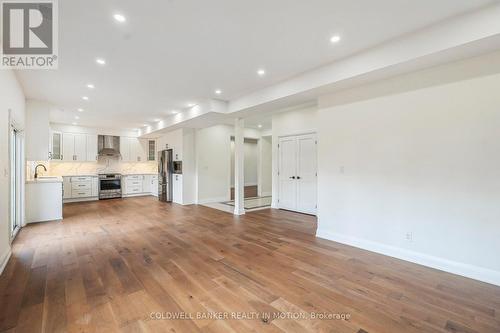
[405,232,413,242]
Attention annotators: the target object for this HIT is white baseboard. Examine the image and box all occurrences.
[0,248,12,276]
[63,196,98,203]
[122,193,151,198]
[316,229,500,287]
[261,191,272,197]
[198,196,229,204]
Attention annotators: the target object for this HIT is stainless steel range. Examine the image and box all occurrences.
[98,173,122,199]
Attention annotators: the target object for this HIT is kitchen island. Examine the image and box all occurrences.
[26,177,63,223]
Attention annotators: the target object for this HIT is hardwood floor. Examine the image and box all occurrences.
[0,197,499,333]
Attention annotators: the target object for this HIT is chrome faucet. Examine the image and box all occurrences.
[34,164,47,179]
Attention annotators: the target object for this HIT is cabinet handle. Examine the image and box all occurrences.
[289,176,296,179]
[297,176,301,179]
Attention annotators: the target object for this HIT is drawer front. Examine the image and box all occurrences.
[71,176,93,182]
[71,188,92,198]
[71,182,91,190]
[127,185,143,194]
[126,175,143,180]
[126,179,142,187]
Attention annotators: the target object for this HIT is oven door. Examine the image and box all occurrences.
[99,178,122,199]
[100,179,121,191]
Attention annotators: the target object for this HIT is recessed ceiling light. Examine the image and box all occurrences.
[215,89,222,95]
[154,118,161,122]
[77,108,84,112]
[72,122,77,126]
[86,83,95,89]
[75,116,80,120]
[187,103,196,108]
[171,110,179,114]
[330,35,341,43]
[96,58,106,65]
[82,96,89,101]
[142,123,148,127]
[113,13,126,23]
[257,69,266,76]
[258,124,263,128]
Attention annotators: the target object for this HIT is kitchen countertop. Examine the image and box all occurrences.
[57,173,157,177]
[26,176,63,184]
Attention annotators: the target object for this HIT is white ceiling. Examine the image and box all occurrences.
[16,0,497,130]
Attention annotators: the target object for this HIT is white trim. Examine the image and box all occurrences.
[316,229,500,287]
[0,249,12,275]
[63,197,98,203]
[277,132,318,215]
[122,193,150,198]
[261,191,272,197]
[197,196,230,204]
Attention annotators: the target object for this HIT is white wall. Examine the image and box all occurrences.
[317,69,500,286]
[0,70,25,274]
[196,125,233,203]
[195,124,264,203]
[26,100,51,161]
[271,106,318,207]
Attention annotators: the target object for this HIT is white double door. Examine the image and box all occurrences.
[278,133,317,215]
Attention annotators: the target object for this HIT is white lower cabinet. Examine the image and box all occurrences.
[123,174,148,197]
[62,174,158,202]
[143,175,151,194]
[122,174,159,197]
[151,175,158,197]
[62,176,99,202]
[173,174,182,204]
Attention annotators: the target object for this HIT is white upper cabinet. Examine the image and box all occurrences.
[147,140,156,161]
[86,134,98,161]
[74,134,87,161]
[52,131,149,163]
[62,133,75,161]
[49,131,63,160]
[120,136,131,161]
[121,137,147,162]
[130,138,143,162]
[61,132,95,162]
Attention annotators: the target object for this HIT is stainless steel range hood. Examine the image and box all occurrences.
[98,135,121,157]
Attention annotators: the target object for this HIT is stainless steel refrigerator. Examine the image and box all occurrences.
[158,149,173,202]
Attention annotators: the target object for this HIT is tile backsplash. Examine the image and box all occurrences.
[26,157,156,179]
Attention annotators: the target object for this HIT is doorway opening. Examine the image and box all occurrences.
[10,126,24,239]
[224,135,272,211]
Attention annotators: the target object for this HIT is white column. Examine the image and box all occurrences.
[234,118,245,215]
